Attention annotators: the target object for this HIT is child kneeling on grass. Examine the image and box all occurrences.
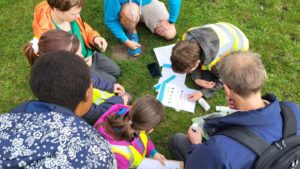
[32,0,120,83]
[24,30,130,125]
[95,96,166,169]
[171,22,249,101]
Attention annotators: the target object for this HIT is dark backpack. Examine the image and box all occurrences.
[217,102,300,169]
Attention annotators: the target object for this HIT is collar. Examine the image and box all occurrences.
[10,100,76,117]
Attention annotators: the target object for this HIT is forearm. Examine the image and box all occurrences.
[91,75,114,92]
[168,0,181,23]
[104,0,128,42]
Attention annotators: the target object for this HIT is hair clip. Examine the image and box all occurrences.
[30,37,39,55]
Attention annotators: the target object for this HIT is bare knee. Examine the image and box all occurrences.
[120,2,140,33]
[164,27,177,40]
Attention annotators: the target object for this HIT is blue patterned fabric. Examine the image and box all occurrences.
[0,101,117,169]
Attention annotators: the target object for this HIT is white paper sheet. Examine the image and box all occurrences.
[159,83,197,113]
[153,44,175,66]
[155,67,186,92]
[154,44,197,113]
[137,158,182,169]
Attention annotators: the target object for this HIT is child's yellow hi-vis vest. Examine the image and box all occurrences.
[111,131,148,168]
[182,22,249,72]
[93,88,115,105]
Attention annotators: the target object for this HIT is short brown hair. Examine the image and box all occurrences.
[218,51,267,97]
[47,0,84,11]
[171,40,200,73]
[24,30,80,66]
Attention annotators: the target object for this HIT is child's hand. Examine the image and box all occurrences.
[154,152,166,165]
[122,95,129,105]
[84,57,92,67]
[187,126,202,144]
[124,40,141,50]
[114,84,125,95]
[195,79,215,89]
[155,19,175,37]
[188,91,203,101]
[94,37,108,52]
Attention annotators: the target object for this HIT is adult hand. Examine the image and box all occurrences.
[188,91,203,101]
[187,126,202,144]
[94,37,108,52]
[195,79,216,89]
[154,152,166,165]
[155,19,174,36]
[114,84,125,95]
[124,40,141,50]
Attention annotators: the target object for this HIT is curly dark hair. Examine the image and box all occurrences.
[29,51,91,111]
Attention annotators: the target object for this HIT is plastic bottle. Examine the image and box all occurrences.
[198,98,210,111]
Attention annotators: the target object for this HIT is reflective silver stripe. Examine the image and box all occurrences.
[223,22,249,50]
[215,23,235,48]
[211,24,234,61]
[99,90,109,99]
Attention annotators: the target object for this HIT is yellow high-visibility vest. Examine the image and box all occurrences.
[182,22,249,71]
[93,88,115,105]
[111,131,149,168]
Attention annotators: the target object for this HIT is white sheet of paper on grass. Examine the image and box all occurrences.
[153,44,197,113]
[155,66,187,92]
[137,158,183,169]
[153,44,175,67]
[159,83,197,113]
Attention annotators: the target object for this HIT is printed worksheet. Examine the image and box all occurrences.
[137,158,183,169]
[154,44,198,113]
[158,83,197,113]
[153,44,175,66]
[154,66,186,92]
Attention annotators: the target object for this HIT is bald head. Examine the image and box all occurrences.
[218,51,267,97]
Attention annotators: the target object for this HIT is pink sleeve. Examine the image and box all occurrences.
[115,153,129,169]
[146,137,157,157]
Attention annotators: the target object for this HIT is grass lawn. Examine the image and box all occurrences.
[0,0,299,158]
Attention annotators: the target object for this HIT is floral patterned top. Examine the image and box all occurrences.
[0,101,117,169]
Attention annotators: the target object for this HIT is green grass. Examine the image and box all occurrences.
[0,0,299,158]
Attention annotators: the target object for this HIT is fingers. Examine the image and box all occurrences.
[188,94,197,101]
[133,41,141,48]
[188,92,203,101]
[204,81,215,89]
[155,153,166,165]
[187,127,202,144]
[158,155,166,165]
[126,40,141,50]
[155,24,166,35]
[122,95,129,105]
[101,40,108,52]
[155,20,170,35]
[114,84,125,95]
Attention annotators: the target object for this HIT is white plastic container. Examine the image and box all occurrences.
[198,98,210,111]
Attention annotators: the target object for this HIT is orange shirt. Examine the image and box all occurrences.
[32,1,100,49]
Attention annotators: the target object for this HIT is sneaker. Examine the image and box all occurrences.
[127,32,141,57]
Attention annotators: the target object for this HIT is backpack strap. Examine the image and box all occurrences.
[217,126,269,156]
[217,102,297,156]
[280,102,297,138]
